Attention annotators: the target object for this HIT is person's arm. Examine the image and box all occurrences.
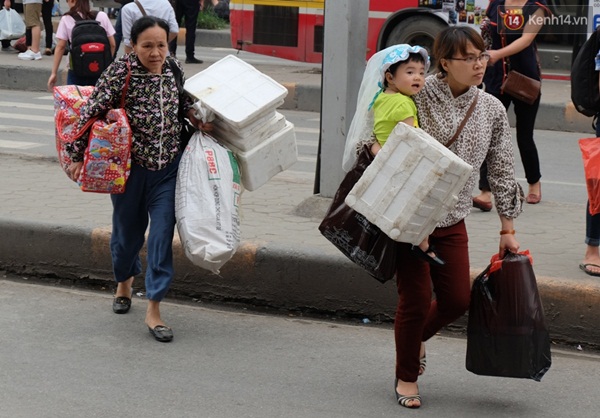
[121,6,133,54]
[47,39,68,90]
[498,216,520,257]
[488,8,545,64]
[108,35,116,57]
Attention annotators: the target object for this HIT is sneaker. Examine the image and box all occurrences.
[18,49,42,60]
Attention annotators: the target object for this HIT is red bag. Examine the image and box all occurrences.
[466,251,551,381]
[54,85,96,174]
[579,137,600,215]
[318,145,398,283]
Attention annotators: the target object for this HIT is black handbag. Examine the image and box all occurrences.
[318,145,398,283]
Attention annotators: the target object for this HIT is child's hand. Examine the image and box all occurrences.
[370,142,382,156]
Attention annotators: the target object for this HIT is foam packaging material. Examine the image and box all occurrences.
[345,123,473,245]
[227,121,297,191]
[184,55,288,129]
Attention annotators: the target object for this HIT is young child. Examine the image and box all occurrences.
[369,45,444,266]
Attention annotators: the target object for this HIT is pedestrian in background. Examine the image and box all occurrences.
[18,0,43,60]
[1,0,23,51]
[579,48,600,277]
[111,0,134,58]
[47,0,116,89]
[169,0,202,63]
[120,0,178,54]
[65,16,209,343]
[41,0,55,55]
[345,26,523,408]
[473,0,549,210]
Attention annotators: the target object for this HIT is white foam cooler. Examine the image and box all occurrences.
[184,55,288,129]
[212,112,287,151]
[227,121,298,191]
[345,123,473,245]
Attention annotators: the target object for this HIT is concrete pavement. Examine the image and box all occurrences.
[0,32,599,350]
[1,277,599,417]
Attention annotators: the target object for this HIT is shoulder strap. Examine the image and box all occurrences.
[445,91,479,149]
[134,0,148,16]
[167,58,188,121]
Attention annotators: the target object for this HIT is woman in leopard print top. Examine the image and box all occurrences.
[389,27,523,408]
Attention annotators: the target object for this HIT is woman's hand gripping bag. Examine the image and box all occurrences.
[176,132,242,274]
[466,251,552,381]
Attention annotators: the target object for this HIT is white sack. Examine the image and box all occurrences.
[0,8,26,41]
[176,132,242,274]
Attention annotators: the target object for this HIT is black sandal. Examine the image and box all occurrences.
[411,245,445,266]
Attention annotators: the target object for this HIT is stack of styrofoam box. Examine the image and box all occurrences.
[183,54,298,191]
[345,123,473,245]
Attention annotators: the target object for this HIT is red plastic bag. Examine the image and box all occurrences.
[579,137,600,215]
[466,251,551,381]
[318,145,398,283]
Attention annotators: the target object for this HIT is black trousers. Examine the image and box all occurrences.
[169,0,200,59]
[479,92,542,190]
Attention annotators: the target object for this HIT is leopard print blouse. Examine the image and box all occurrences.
[414,74,523,227]
[358,74,523,228]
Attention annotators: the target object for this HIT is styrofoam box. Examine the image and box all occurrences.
[226,121,297,191]
[212,112,287,151]
[345,123,473,245]
[184,55,288,129]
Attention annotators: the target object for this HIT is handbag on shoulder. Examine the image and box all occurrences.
[501,69,541,105]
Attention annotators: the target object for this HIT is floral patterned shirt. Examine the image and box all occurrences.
[69,54,194,171]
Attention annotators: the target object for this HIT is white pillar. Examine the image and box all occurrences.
[316,0,368,197]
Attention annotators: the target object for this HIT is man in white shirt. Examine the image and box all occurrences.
[120,0,179,54]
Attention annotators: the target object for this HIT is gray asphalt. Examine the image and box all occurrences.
[1,277,599,418]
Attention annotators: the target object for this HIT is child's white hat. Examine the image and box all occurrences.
[379,44,430,84]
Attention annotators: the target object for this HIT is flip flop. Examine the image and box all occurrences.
[579,263,600,277]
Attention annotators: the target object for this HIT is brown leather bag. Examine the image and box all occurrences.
[501,70,541,105]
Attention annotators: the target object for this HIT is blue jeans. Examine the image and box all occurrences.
[110,155,181,301]
[586,118,600,246]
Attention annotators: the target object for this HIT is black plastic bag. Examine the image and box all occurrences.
[466,251,551,381]
[318,145,397,283]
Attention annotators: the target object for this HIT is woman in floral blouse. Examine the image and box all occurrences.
[67,16,208,343]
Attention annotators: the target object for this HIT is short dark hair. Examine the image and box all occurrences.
[130,16,170,45]
[384,52,426,87]
[433,26,485,74]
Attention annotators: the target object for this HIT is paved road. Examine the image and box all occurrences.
[1,275,599,418]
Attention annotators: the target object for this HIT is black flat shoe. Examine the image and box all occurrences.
[148,325,174,343]
[112,296,131,314]
[185,57,203,64]
[411,245,445,266]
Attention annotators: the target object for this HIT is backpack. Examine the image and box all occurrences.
[571,28,600,117]
[69,13,112,78]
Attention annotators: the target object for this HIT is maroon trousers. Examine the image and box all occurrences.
[394,220,471,382]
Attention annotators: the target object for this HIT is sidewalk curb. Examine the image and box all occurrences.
[1,216,599,347]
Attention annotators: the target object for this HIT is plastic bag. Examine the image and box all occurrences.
[175,132,242,274]
[579,137,600,215]
[319,145,398,283]
[0,8,26,41]
[466,251,552,381]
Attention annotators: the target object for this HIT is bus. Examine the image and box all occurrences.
[229,0,599,71]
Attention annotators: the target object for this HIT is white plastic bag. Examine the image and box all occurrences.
[0,8,26,41]
[176,132,242,274]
